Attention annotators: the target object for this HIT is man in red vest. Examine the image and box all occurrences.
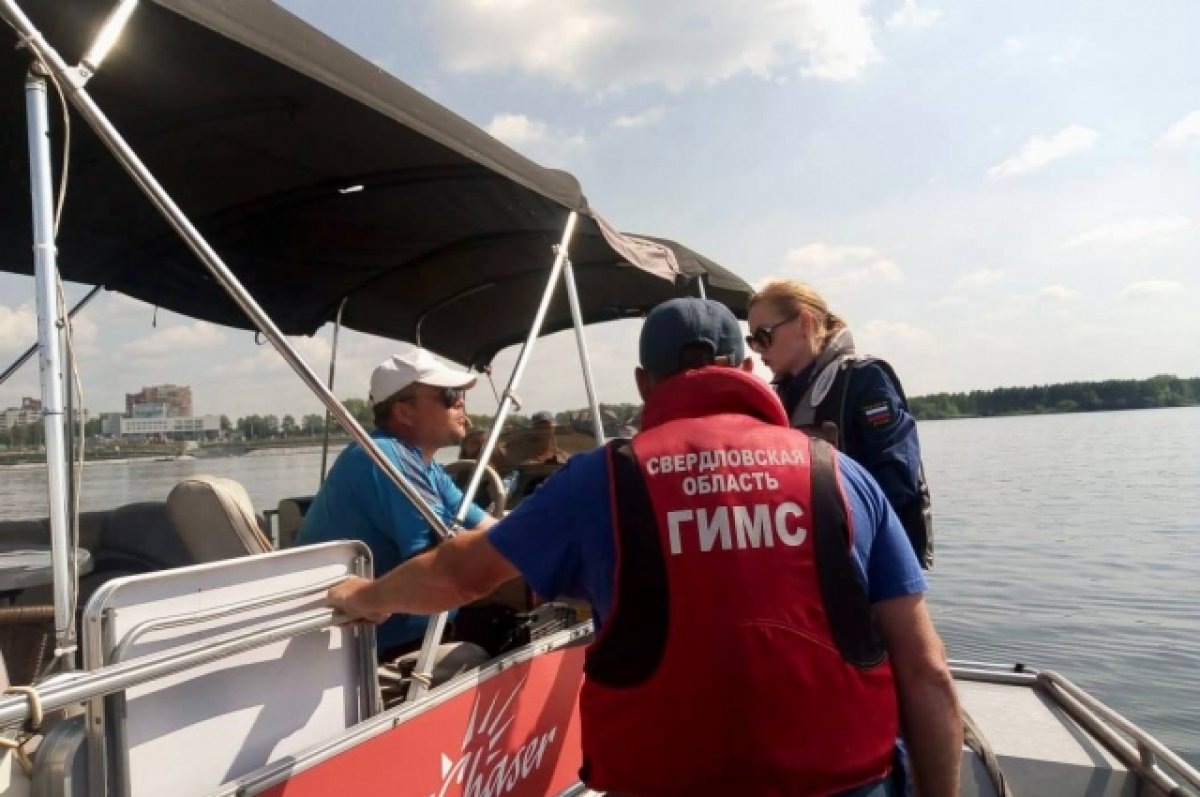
[330,298,962,796]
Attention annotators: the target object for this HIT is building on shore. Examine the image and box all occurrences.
[0,397,88,431]
[125,384,192,418]
[116,414,220,442]
[0,397,42,431]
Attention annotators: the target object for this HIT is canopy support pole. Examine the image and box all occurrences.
[24,67,77,667]
[453,211,578,519]
[319,298,347,484]
[697,275,708,299]
[0,285,99,389]
[0,0,453,542]
[563,260,605,444]
[404,211,579,702]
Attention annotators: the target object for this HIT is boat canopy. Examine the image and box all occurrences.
[0,0,751,368]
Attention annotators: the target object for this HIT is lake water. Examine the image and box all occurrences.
[2,408,1198,763]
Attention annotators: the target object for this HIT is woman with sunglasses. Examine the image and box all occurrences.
[747,279,933,569]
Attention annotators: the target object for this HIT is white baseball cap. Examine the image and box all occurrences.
[368,348,477,406]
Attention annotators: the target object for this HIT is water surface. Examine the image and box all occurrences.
[2,409,1197,762]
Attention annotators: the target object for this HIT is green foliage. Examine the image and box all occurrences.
[342,398,373,429]
[909,375,1200,420]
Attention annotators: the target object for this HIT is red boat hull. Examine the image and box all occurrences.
[265,646,586,797]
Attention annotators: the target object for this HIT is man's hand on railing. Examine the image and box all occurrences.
[327,577,390,624]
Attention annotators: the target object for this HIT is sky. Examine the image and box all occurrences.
[1,0,1198,422]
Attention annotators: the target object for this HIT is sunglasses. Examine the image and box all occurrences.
[745,313,799,351]
[399,386,466,408]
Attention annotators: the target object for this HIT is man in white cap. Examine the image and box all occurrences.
[296,347,496,661]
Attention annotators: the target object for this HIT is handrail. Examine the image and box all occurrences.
[1037,670,1200,794]
[0,608,342,729]
[949,664,1037,687]
[108,576,346,664]
[949,660,1198,796]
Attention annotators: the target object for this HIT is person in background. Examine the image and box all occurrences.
[458,427,487,461]
[296,348,495,661]
[747,280,934,569]
[328,299,961,797]
[521,410,569,465]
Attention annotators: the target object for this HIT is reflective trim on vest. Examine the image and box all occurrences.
[580,415,897,796]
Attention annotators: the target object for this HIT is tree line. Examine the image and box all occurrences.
[5,378,1195,451]
[908,374,1200,420]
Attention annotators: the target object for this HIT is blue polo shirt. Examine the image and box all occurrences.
[296,430,485,651]
[488,444,926,630]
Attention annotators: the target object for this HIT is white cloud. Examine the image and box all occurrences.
[930,295,967,309]
[856,320,937,359]
[781,243,903,292]
[1038,285,1077,301]
[953,268,1006,291]
[122,321,226,358]
[611,107,666,130]
[1063,216,1193,249]
[987,125,1097,178]
[1047,37,1084,66]
[886,0,941,30]
[0,302,36,354]
[429,0,880,92]
[484,113,586,163]
[1119,280,1184,301]
[1001,33,1085,66]
[1159,111,1200,148]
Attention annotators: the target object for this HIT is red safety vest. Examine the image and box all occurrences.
[580,367,898,796]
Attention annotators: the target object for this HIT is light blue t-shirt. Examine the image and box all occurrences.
[488,445,926,631]
[296,430,485,651]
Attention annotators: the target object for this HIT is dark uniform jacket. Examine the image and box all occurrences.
[778,329,934,568]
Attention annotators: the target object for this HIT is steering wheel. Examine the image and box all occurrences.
[443,459,508,518]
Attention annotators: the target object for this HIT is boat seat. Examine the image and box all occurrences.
[166,476,271,562]
[505,462,563,511]
[378,642,490,707]
[275,496,313,549]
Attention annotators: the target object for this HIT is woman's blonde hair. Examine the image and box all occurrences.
[747,279,846,348]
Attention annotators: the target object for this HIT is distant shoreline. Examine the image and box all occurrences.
[913,402,1200,422]
[909,375,1200,421]
[0,437,350,468]
[4,402,1199,465]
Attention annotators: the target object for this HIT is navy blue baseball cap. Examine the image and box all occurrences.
[639,298,745,377]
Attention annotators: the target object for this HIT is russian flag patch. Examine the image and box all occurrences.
[862,398,895,428]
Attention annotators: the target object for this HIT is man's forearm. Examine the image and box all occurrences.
[356,528,516,618]
[898,667,962,797]
[361,548,474,617]
[876,595,962,797]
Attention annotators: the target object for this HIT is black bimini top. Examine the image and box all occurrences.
[0,0,752,367]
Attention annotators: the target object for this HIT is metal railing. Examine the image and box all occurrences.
[950,660,1199,797]
[1037,670,1199,797]
[0,608,342,730]
[107,576,346,664]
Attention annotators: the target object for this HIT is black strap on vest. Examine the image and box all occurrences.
[584,441,670,687]
[809,439,887,668]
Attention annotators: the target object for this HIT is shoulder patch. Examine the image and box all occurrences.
[860,395,897,429]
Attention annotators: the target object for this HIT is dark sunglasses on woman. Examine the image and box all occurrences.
[745,313,799,351]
